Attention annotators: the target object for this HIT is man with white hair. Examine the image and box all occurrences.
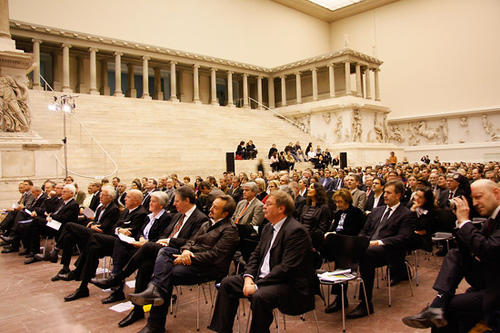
[403,179,500,332]
[231,182,264,226]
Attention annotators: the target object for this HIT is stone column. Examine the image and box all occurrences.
[295,72,302,104]
[31,39,42,90]
[210,68,218,105]
[268,77,275,108]
[113,52,123,96]
[355,63,362,97]
[365,67,372,99]
[127,63,136,98]
[226,71,234,107]
[328,63,335,97]
[257,76,263,109]
[169,61,178,102]
[100,60,110,95]
[280,75,287,107]
[242,73,249,108]
[154,67,163,100]
[142,56,151,100]
[88,47,99,95]
[344,61,351,96]
[311,67,318,101]
[192,64,200,104]
[62,43,72,92]
[374,68,381,101]
[0,0,15,50]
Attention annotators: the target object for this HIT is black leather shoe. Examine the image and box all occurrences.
[1,246,19,253]
[24,256,42,264]
[137,324,164,333]
[91,275,124,290]
[102,290,126,304]
[0,235,14,243]
[325,298,348,313]
[18,249,30,256]
[25,252,35,258]
[64,287,89,302]
[402,305,447,329]
[47,249,59,263]
[118,308,144,327]
[34,253,47,261]
[346,302,374,319]
[128,283,164,306]
[59,270,80,281]
[51,268,70,282]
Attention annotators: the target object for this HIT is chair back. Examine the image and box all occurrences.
[236,224,259,263]
[323,234,369,270]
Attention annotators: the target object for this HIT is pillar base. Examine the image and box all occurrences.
[193,100,202,105]
[211,101,219,106]
[169,97,179,103]
[62,87,73,93]
[89,89,100,95]
[243,105,250,109]
[114,92,124,97]
[32,85,43,91]
[142,95,152,100]
[227,103,235,108]
[127,89,137,98]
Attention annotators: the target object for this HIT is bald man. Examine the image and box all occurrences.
[403,179,500,332]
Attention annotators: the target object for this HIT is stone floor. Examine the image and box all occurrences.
[0,249,465,333]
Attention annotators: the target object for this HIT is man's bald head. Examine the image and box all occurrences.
[470,179,500,217]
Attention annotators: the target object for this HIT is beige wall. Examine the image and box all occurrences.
[9,0,331,68]
[329,0,500,117]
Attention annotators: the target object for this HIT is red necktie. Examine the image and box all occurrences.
[169,214,185,238]
[235,202,249,224]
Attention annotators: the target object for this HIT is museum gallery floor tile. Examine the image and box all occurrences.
[0,251,467,333]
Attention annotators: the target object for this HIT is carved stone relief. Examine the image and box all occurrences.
[372,113,385,143]
[482,114,500,141]
[438,118,448,144]
[0,76,31,132]
[388,124,404,143]
[351,109,362,142]
[459,116,469,143]
[322,113,331,125]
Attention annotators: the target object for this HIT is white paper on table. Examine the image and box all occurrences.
[126,280,136,288]
[24,209,32,215]
[118,233,136,244]
[109,301,134,313]
[46,219,62,231]
[82,207,95,219]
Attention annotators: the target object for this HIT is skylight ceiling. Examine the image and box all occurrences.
[308,0,363,11]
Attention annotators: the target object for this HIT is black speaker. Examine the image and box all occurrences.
[340,152,347,169]
[226,152,235,173]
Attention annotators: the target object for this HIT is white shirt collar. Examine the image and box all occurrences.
[271,217,287,233]
[184,204,196,220]
[148,208,165,220]
[491,205,500,220]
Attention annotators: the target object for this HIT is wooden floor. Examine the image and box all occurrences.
[0,249,463,333]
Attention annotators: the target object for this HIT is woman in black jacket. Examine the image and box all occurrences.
[409,186,439,252]
[299,182,331,250]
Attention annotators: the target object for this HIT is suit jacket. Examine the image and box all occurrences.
[113,205,149,239]
[21,191,35,208]
[332,178,345,190]
[231,198,264,226]
[138,210,171,242]
[160,207,208,249]
[117,191,127,207]
[293,196,306,220]
[365,191,384,212]
[89,191,101,212]
[181,217,239,278]
[92,202,121,234]
[141,189,158,211]
[328,205,366,236]
[51,198,79,225]
[436,187,450,209]
[35,196,62,215]
[228,186,243,204]
[245,217,317,315]
[456,212,500,312]
[319,177,334,192]
[359,204,415,249]
[26,193,48,212]
[351,189,367,211]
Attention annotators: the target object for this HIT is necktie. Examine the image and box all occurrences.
[235,202,249,224]
[259,226,277,278]
[371,207,392,240]
[169,214,185,238]
[449,191,453,199]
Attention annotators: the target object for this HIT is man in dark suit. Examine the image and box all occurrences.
[142,178,158,211]
[347,180,415,318]
[231,182,264,226]
[403,179,500,332]
[332,169,346,191]
[63,190,171,302]
[0,180,35,240]
[116,183,127,208]
[36,186,120,269]
[208,190,316,333]
[228,176,243,203]
[319,169,334,192]
[88,182,102,212]
[90,186,208,325]
[124,194,240,332]
[365,177,385,214]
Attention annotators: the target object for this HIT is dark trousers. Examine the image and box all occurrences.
[432,248,488,333]
[56,222,96,267]
[147,247,216,330]
[26,217,59,254]
[358,245,405,303]
[77,233,117,288]
[111,237,139,274]
[209,275,292,333]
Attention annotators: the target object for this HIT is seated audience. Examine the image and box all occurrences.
[231,182,264,226]
[300,182,331,250]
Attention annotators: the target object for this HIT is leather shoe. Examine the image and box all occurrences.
[118,308,144,327]
[137,324,164,333]
[18,249,30,256]
[24,256,42,264]
[51,268,70,282]
[1,246,18,253]
[128,283,164,306]
[402,305,447,329]
[346,302,374,319]
[325,297,348,313]
[47,249,59,263]
[59,270,80,281]
[91,275,124,290]
[102,290,125,304]
[64,287,89,302]
[0,235,14,243]
[34,253,47,261]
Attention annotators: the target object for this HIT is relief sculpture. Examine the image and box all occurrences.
[482,114,500,141]
[0,76,31,132]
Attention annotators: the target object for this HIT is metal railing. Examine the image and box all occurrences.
[38,75,119,179]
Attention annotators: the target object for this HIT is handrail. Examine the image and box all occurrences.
[38,74,119,179]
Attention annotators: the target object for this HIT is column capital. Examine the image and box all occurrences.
[61,43,72,49]
[170,60,177,65]
[227,71,233,75]
[31,38,42,44]
[193,63,200,69]
[211,67,217,73]
[311,67,317,72]
[142,55,151,61]
[257,75,263,80]
[114,51,123,57]
[242,73,248,78]
[280,74,286,79]
[89,47,99,53]
[328,62,335,68]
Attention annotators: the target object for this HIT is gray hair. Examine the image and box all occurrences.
[101,185,117,199]
[151,191,168,207]
[243,181,258,193]
[63,184,76,195]
[127,189,143,202]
